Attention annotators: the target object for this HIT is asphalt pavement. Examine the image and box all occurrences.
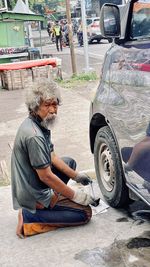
[32,29,106,77]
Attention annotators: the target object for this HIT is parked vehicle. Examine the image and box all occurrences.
[87,18,111,44]
[89,0,150,208]
[87,18,101,44]
[86,17,100,26]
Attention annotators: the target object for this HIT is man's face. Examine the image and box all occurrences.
[37,99,58,128]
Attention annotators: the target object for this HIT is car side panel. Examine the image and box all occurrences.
[93,41,150,203]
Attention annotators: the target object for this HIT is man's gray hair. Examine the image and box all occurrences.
[25,79,62,113]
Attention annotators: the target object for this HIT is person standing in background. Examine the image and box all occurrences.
[53,20,63,51]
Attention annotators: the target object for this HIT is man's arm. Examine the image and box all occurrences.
[51,152,92,185]
[36,165,94,206]
[51,151,78,180]
[36,166,74,199]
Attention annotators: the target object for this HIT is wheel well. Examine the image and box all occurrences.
[90,113,108,153]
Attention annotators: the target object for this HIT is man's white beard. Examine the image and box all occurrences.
[41,114,58,129]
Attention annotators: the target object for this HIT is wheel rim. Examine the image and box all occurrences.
[98,143,115,192]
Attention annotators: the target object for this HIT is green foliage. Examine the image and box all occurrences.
[6,0,65,17]
[71,72,98,81]
[32,0,65,14]
[0,179,10,187]
[56,72,98,88]
[7,0,16,9]
[7,0,36,10]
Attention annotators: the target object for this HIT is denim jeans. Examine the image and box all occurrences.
[22,157,92,236]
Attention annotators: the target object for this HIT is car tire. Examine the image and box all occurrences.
[108,38,112,43]
[94,126,129,208]
[88,40,93,44]
[97,39,101,44]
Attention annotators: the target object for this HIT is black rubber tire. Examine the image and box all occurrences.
[94,126,129,208]
[108,38,112,43]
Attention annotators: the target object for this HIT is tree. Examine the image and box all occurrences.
[7,0,16,10]
[7,0,35,11]
[6,0,65,16]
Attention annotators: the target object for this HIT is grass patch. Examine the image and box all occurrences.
[56,71,98,88]
[0,179,10,187]
[71,71,98,81]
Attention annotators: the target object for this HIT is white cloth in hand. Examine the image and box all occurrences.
[72,190,94,206]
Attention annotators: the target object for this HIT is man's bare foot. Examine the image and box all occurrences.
[16,209,24,239]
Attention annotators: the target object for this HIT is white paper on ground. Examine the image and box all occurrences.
[90,200,109,216]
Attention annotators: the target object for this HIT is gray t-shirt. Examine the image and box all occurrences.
[11,116,53,213]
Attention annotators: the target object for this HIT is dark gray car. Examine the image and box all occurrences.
[89,0,150,208]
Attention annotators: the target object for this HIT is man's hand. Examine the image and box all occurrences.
[72,190,94,206]
[74,173,92,185]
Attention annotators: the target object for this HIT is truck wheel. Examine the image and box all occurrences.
[94,126,129,208]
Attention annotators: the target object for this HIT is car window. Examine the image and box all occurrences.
[86,17,100,26]
[131,0,150,39]
[86,19,93,25]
